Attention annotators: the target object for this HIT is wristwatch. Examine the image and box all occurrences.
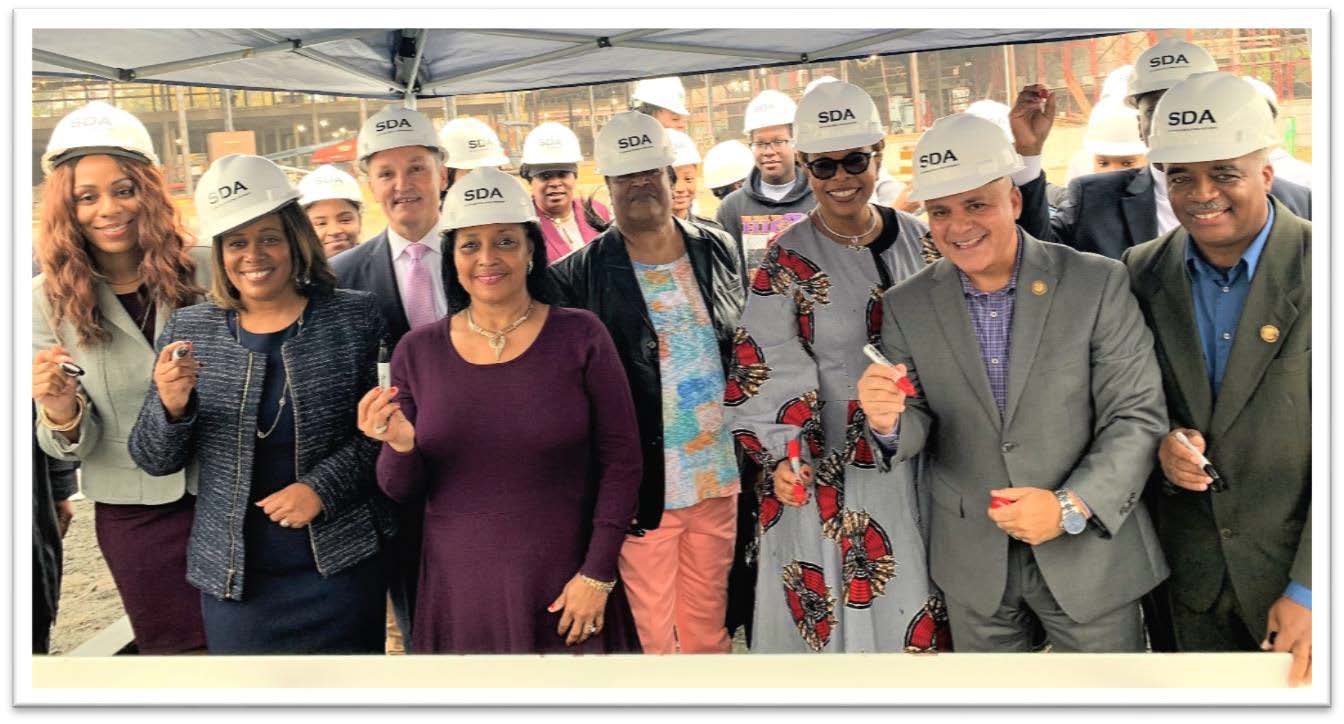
[1055,489,1086,535]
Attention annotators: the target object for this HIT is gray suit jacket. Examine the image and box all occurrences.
[874,232,1170,623]
[32,245,212,505]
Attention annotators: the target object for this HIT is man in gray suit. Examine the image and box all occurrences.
[856,111,1170,652]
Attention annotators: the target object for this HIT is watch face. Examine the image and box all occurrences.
[1063,512,1087,535]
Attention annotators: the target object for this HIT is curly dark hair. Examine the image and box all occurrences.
[441,221,556,314]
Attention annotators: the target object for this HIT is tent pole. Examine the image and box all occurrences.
[129,29,373,80]
[420,29,661,93]
[704,74,713,142]
[33,49,122,81]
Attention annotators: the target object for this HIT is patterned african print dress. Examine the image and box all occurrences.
[724,206,952,653]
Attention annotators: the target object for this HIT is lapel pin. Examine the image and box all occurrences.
[1260,325,1280,344]
[1030,280,1047,296]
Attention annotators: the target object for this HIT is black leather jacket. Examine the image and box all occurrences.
[548,217,746,530]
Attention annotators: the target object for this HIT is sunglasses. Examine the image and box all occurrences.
[804,151,877,180]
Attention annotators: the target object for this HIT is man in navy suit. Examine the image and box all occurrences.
[1007,38,1310,262]
[330,104,450,648]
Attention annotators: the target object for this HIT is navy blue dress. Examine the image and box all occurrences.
[201,311,384,654]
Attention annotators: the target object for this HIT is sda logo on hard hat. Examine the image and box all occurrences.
[463,187,505,202]
[617,134,654,151]
[919,150,960,169]
[1148,54,1190,69]
[818,108,858,124]
[375,118,414,133]
[467,138,491,150]
[207,181,250,206]
[1168,109,1217,127]
[69,115,113,128]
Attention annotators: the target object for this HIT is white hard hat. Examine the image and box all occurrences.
[794,81,885,154]
[963,99,1013,143]
[1084,98,1148,157]
[195,154,301,240]
[357,104,441,163]
[1146,71,1278,164]
[906,113,1024,202]
[1242,75,1279,115]
[631,77,689,116]
[804,75,840,96]
[521,122,583,166]
[42,100,160,176]
[1127,38,1218,102]
[666,129,701,167]
[593,111,676,177]
[702,140,754,190]
[298,164,363,208]
[440,117,510,170]
[743,90,798,134]
[442,167,538,232]
[1100,66,1135,101]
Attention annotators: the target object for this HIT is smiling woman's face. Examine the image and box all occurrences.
[454,222,533,307]
[73,154,141,257]
[220,212,295,305]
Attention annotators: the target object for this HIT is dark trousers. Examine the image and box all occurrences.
[945,540,1144,652]
[386,503,424,640]
[1169,571,1261,651]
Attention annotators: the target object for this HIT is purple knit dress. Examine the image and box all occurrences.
[377,306,643,654]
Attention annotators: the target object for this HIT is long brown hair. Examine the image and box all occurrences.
[37,156,204,346]
[208,202,337,311]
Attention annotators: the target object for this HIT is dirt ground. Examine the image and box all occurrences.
[48,496,124,655]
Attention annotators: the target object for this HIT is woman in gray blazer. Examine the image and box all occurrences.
[128,155,393,654]
[31,101,210,654]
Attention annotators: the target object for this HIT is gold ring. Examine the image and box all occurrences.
[585,623,598,634]
[280,520,291,528]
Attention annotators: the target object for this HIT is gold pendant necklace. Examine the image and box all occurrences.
[812,205,877,251]
[466,301,535,361]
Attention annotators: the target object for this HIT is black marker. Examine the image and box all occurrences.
[1174,431,1226,492]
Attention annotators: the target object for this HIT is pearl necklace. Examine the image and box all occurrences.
[466,301,536,361]
[812,204,877,251]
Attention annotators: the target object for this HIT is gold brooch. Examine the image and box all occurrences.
[1031,280,1047,296]
[1260,325,1280,343]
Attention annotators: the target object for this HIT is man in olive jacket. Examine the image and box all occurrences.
[1121,71,1311,686]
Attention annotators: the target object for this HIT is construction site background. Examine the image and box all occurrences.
[31,28,1312,244]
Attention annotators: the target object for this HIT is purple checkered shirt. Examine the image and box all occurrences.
[957,237,1024,418]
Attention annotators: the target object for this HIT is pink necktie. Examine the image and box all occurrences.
[404,242,438,329]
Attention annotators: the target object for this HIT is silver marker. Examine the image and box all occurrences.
[1173,431,1226,492]
[171,344,190,361]
[58,361,85,377]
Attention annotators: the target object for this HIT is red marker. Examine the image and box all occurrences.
[787,438,805,502]
[863,344,918,398]
[990,496,1014,509]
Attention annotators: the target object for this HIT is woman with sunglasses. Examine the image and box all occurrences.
[724,82,948,653]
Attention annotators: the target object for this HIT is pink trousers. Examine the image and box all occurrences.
[617,495,737,654]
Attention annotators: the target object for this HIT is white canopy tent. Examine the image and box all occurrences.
[32,28,1127,101]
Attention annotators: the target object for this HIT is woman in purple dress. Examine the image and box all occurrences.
[358,167,643,654]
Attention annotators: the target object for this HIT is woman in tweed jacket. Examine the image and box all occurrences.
[129,155,393,654]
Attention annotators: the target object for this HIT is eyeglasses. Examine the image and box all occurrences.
[749,138,793,152]
[804,151,877,180]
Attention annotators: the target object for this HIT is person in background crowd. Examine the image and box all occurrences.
[129,154,391,654]
[438,117,510,194]
[703,140,754,201]
[519,121,610,263]
[299,164,365,258]
[727,81,938,653]
[716,89,815,275]
[631,76,690,132]
[33,411,78,654]
[965,98,1069,211]
[1012,38,1310,262]
[331,104,450,648]
[549,111,746,654]
[858,110,1170,653]
[360,167,642,654]
[1083,98,1149,174]
[666,129,719,229]
[32,100,210,655]
[1122,71,1312,687]
[1242,75,1314,189]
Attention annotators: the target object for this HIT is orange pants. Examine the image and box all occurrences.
[617,495,737,654]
